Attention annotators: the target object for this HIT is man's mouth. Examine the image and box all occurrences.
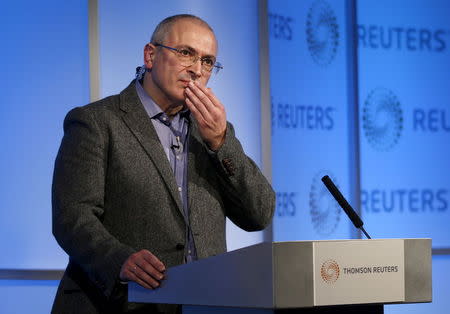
[180,80,191,87]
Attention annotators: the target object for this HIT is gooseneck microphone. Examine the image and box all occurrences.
[321,175,371,239]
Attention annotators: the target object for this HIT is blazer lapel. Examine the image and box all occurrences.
[119,81,184,218]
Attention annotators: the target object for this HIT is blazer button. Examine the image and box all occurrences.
[175,243,185,250]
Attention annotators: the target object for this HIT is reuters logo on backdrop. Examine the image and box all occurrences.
[321,259,340,283]
[309,171,341,236]
[306,0,339,66]
[362,88,403,151]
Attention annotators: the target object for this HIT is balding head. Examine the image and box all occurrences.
[150,14,215,45]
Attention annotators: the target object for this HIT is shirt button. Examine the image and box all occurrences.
[176,155,181,160]
[162,117,167,121]
[188,250,192,254]
[178,187,182,192]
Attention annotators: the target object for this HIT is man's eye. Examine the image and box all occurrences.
[203,58,214,66]
[179,49,191,57]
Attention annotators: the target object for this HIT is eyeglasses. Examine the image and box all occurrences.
[154,43,223,74]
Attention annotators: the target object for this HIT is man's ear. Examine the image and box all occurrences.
[144,43,156,70]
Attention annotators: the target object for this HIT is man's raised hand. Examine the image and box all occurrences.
[185,80,226,151]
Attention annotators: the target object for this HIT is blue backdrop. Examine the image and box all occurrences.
[269,0,355,242]
[358,0,450,248]
[269,0,450,313]
[0,0,88,270]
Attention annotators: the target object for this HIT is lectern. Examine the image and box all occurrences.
[129,239,431,313]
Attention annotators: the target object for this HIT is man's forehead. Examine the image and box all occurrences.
[165,20,217,54]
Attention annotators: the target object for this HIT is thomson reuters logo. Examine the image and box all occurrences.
[306,0,339,66]
[321,259,340,283]
[309,171,340,235]
[362,88,403,151]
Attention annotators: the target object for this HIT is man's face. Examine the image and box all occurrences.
[145,20,218,106]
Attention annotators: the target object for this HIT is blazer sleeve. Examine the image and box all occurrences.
[210,122,276,231]
[52,106,135,298]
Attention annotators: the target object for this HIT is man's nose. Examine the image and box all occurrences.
[187,58,203,79]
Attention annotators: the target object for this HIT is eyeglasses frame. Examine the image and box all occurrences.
[153,43,223,74]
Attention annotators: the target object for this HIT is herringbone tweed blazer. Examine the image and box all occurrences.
[51,81,275,313]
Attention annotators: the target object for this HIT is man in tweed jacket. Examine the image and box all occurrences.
[51,14,275,313]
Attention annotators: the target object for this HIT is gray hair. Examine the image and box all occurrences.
[150,14,215,44]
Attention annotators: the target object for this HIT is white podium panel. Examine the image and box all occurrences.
[313,239,405,305]
[129,239,431,312]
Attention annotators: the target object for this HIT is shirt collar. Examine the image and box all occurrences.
[135,79,163,119]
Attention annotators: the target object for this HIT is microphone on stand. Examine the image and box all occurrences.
[321,175,371,239]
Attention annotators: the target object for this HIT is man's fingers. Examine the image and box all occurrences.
[136,259,164,281]
[133,264,161,288]
[120,249,166,289]
[185,88,212,122]
[186,97,208,126]
[185,96,199,116]
[135,250,165,281]
[193,81,221,108]
[142,250,165,272]
[188,82,225,119]
[135,277,154,290]
[122,261,162,289]
[184,81,227,151]
[125,268,155,290]
[186,82,218,111]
